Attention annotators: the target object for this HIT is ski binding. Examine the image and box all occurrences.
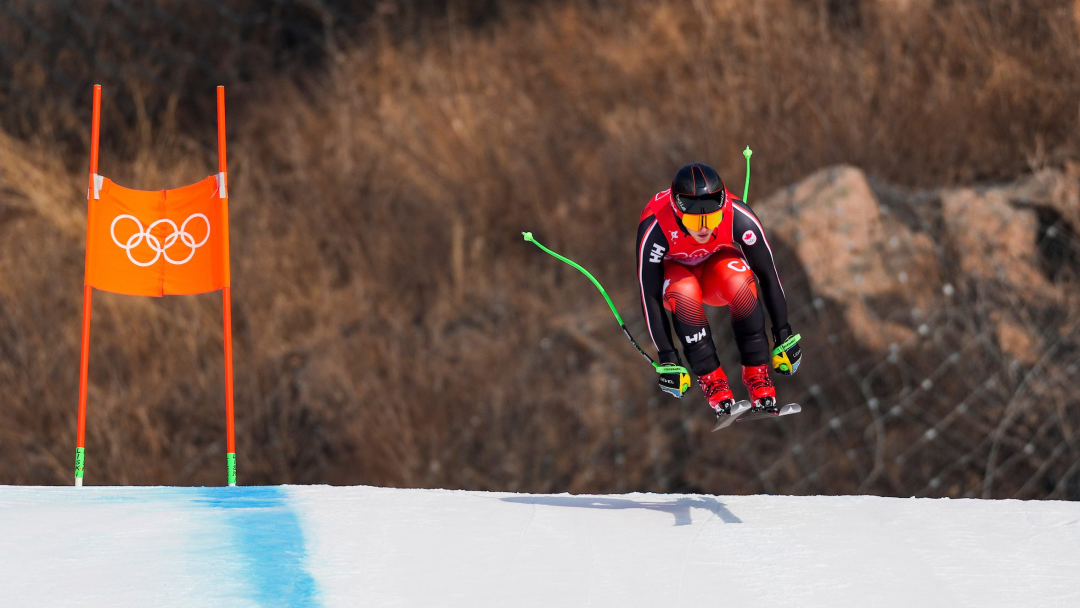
[711,400,753,431]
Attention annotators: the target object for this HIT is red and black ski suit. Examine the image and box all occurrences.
[636,188,791,376]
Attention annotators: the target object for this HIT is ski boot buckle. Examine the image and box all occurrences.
[713,399,736,417]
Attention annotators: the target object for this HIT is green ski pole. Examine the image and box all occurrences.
[522,232,689,383]
[742,146,753,203]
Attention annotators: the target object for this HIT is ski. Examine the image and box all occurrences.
[712,402,802,431]
[737,402,802,423]
[711,400,753,431]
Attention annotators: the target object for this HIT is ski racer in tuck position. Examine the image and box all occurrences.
[636,163,802,420]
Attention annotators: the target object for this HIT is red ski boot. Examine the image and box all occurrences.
[698,367,737,416]
[742,364,777,411]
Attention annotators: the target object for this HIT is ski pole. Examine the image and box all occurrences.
[521,232,688,377]
[742,146,753,203]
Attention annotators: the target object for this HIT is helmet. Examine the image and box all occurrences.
[671,163,726,215]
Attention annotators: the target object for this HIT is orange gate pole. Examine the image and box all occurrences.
[75,84,102,486]
[218,86,237,486]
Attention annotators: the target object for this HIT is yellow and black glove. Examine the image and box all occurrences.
[657,350,692,398]
[771,326,802,376]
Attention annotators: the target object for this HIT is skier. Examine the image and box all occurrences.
[636,163,801,419]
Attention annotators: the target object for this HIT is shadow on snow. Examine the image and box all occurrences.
[499,494,741,526]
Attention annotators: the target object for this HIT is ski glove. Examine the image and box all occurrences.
[657,350,691,399]
[771,325,802,375]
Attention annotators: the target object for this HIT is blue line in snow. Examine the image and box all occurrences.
[193,486,321,607]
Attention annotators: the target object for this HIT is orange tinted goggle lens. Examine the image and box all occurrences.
[681,209,723,230]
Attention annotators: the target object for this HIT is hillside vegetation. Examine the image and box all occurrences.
[0,0,1077,497]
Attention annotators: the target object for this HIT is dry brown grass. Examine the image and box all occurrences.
[0,0,1078,495]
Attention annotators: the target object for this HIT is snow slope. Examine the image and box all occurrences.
[1,485,1078,607]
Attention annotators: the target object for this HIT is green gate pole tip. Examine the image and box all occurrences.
[227,452,237,487]
[74,447,85,486]
[522,231,534,242]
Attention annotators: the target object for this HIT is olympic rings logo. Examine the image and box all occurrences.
[110,214,210,267]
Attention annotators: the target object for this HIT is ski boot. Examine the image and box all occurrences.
[698,367,737,417]
[742,364,777,412]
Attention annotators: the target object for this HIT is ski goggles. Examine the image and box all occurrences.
[679,208,724,231]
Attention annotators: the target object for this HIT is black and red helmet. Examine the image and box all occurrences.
[671,163,726,215]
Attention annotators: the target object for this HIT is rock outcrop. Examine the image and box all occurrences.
[755,166,940,351]
[754,164,1079,364]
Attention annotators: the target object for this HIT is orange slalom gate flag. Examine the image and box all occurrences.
[84,175,230,297]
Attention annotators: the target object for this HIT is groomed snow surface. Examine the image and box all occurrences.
[1,485,1078,607]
